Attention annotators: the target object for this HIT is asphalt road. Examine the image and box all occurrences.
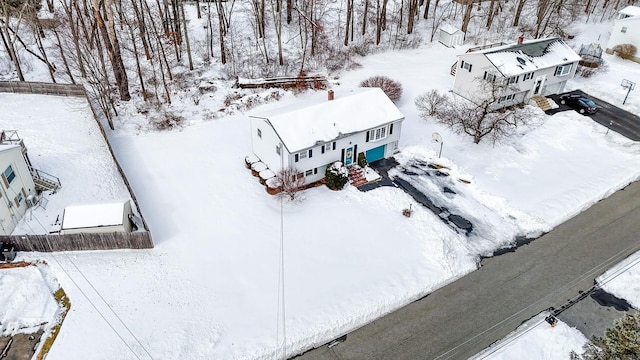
[547,90,640,141]
[294,179,640,360]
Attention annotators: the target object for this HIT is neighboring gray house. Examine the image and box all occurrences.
[606,5,640,63]
[452,37,581,106]
[249,88,404,185]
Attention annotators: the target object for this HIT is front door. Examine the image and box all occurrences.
[345,147,354,165]
[532,76,546,96]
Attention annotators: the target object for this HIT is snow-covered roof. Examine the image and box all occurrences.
[0,144,20,153]
[62,200,129,230]
[249,87,404,152]
[440,24,463,35]
[619,5,640,17]
[472,38,581,77]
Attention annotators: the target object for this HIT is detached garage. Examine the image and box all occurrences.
[59,200,136,235]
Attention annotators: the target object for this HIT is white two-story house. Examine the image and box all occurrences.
[0,144,36,235]
[453,37,581,106]
[606,5,640,63]
[249,88,404,185]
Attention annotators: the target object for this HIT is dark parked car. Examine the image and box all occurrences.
[560,94,599,114]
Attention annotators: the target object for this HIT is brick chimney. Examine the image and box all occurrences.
[517,35,524,44]
[328,90,334,101]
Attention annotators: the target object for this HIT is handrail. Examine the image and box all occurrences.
[29,166,62,188]
[0,130,22,144]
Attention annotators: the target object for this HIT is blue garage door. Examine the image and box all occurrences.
[366,145,386,163]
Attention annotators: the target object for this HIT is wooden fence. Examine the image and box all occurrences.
[235,75,328,90]
[0,81,86,97]
[1,81,154,250]
[1,232,153,252]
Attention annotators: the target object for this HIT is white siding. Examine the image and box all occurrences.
[0,146,36,235]
[454,53,577,103]
[268,120,403,185]
[607,17,640,54]
[453,53,499,101]
[61,224,125,235]
[250,117,290,174]
[439,30,452,47]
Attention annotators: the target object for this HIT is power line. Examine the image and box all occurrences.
[63,254,156,360]
[471,242,640,359]
[48,254,145,360]
[22,212,154,360]
[275,144,287,360]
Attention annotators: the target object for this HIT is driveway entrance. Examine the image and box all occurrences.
[547,90,640,141]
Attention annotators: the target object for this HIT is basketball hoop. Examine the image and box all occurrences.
[621,79,636,90]
[621,79,636,105]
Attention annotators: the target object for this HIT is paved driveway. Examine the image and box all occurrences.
[546,90,640,141]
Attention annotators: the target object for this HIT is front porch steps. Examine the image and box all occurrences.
[530,95,553,111]
[348,165,368,187]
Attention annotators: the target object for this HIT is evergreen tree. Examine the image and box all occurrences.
[573,312,640,360]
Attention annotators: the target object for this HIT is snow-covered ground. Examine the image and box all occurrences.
[0,263,61,336]
[476,249,640,360]
[1,16,639,360]
[471,313,589,360]
[472,20,640,360]
[0,93,133,234]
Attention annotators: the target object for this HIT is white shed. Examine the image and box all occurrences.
[59,200,135,235]
[439,24,465,48]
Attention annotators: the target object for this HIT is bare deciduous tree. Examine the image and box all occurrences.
[344,0,353,46]
[276,167,305,200]
[414,89,447,116]
[513,0,526,26]
[93,0,131,101]
[416,79,536,144]
[375,0,389,45]
[461,0,473,34]
[0,0,30,80]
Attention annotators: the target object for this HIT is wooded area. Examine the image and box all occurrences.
[0,0,635,123]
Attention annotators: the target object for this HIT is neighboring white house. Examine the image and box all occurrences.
[249,88,404,185]
[0,144,36,235]
[56,200,135,235]
[605,5,640,63]
[439,24,465,48]
[452,37,581,106]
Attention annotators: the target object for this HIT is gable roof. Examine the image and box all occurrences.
[249,88,404,152]
[465,38,581,77]
[440,24,463,35]
[62,200,129,230]
[0,144,20,154]
[619,5,640,18]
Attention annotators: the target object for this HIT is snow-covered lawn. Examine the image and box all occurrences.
[598,251,640,310]
[0,93,133,234]
[2,19,639,360]
[471,313,589,360]
[0,263,61,336]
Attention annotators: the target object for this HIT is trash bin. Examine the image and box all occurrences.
[0,242,16,262]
